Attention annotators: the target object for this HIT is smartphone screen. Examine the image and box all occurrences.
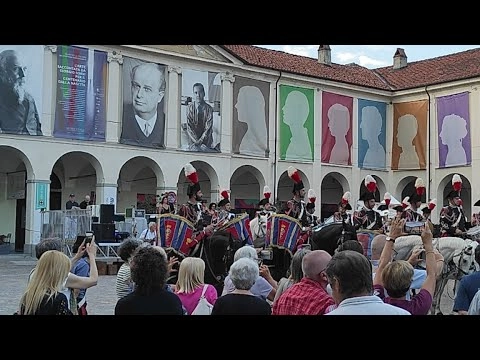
[85,232,93,244]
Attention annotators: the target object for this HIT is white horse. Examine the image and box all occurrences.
[249,213,268,249]
[393,235,478,315]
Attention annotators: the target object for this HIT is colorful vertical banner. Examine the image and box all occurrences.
[321,91,353,165]
[232,77,270,157]
[357,99,387,169]
[392,100,428,170]
[279,85,314,161]
[54,45,107,141]
[436,92,471,168]
[180,68,221,152]
[35,182,48,210]
[0,45,44,136]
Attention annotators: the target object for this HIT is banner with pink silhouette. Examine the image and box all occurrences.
[321,91,353,165]
[436,92,471,168]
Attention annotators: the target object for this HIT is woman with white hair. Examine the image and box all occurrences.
[221,246,277,301]
[212,257,271,315]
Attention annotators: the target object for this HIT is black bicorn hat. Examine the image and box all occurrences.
[445,190,461,200]
[361,191,376,202]
[258,198,269,207]
[218,189,230,208]
[409,192,422,204]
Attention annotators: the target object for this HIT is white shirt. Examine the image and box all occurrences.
[140,228,157,241]
[135,112,157,137]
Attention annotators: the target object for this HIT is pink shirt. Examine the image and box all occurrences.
[176,284,218,315]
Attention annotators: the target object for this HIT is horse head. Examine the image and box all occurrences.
[311,220,357,256]
[250,213,268,248]
[453,239,479,277]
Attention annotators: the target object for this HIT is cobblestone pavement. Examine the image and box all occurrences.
[0,253,457,315]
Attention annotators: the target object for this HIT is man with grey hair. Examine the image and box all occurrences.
[212,258,271,315]
[273,250,335,315]
[0,49,42,135]
[325,250,410,315]
[221,246,277,301]
[139,221,158,245]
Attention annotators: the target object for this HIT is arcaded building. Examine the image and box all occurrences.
[1,44,480,254]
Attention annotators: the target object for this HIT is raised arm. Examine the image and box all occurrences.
[419,224,436,297]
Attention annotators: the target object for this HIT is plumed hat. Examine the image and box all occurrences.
[339,191,352,210]
[361,175,376,202]
[184,163,201,197]
[421,198,437,214]
[288,166,304,193]
[218,189,230,208]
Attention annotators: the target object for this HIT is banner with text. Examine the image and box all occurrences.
[54,45,107,141]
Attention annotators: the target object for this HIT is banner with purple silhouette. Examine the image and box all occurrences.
[436,92,471,168]
[54,45,107,141]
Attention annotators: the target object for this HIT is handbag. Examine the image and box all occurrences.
[191,285,213,315]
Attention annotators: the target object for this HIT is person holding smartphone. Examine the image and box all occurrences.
[71,231,94,315]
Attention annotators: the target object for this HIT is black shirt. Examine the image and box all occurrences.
[66,200,79,210]
[211,293,272,315]
[115,288,184,315]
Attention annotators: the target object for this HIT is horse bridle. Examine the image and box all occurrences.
[200,235,230,286]
[255,216,267,238]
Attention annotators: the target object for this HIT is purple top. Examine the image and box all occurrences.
[373,284,432,315]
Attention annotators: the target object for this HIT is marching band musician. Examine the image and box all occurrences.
[440,174,468,237]
[354,175,383,232]
[258,185,276,217]
[216,189,236,227]
[305,189,320,227]
[403,177,425,222]
[333,191,353,224]
[177,163,214,253]
[282,166,310,230]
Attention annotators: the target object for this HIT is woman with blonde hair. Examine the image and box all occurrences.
[175,257,217,314]
[19,250,73,315]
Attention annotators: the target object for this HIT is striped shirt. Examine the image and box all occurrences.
[116,263,133,300]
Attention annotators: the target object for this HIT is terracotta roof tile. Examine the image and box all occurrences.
[221,45,392,91]
[221,45,480,91]
[374,48,480,90]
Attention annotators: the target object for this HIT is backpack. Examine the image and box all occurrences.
[191,285,213,315]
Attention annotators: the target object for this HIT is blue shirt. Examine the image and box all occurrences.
[72,258,90,302]
[453,271,480,312]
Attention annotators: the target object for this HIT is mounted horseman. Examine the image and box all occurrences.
[353,175,383,232]
[333,191,353,225]
[440,174,469,238]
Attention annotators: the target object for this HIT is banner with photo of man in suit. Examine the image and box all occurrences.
[54,45,108,141]
[120,56,167,149]
[180,68,221,153]
[0,45,44,136]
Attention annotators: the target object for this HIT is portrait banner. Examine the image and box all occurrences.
[0,45,44,136]
[436,92,471,168]
[357,99,387,169]
[120,57,167,149]
[232,77,269,157]
[392,100,428,170]
[180,68,221,153]
[54,45,107,141]
[279,85,314,161]
[321,91,353,165]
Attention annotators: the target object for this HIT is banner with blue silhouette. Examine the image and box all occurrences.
[357,99,387,169]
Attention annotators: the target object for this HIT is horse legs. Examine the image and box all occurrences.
[432,278,448,315]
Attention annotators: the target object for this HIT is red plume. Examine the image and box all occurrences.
[221,190,229,200]
[428,198,437,210]
[184,163,198,184]
[415,178,426,196]
[402,196,410,209]
[342,191,351,205]
[384,192,391,207]
[263,186,271,199]
[364,175,376,193]
[288,166,302,184]
[452,174,462,192]
[308,189,316,203]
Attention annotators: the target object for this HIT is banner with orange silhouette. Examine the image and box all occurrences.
[392,100,428,170]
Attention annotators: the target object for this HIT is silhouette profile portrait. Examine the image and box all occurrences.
[282,90,312,160]
[327,103,350,165]
[440,114,468,167]
[360,106,385,168]
[235,85,267,157]
[397,114,419,168]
